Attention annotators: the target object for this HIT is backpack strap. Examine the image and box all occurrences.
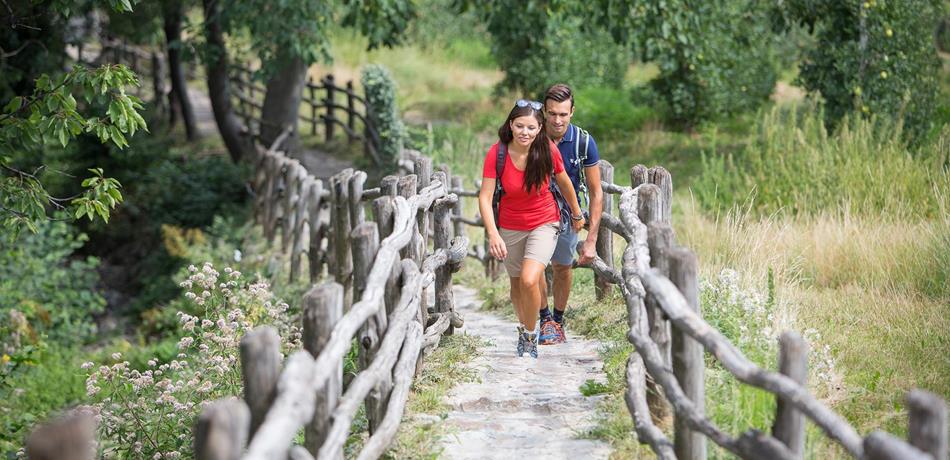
[573,126,591,210]
[491,143,507,225]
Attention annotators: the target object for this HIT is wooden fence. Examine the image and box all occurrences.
[399,150,949,460]
[230,65,382,166]
[25,139,947,459]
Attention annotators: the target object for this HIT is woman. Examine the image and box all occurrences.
[478,99,585,358]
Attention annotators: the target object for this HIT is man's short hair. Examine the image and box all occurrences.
[544,83,574,108]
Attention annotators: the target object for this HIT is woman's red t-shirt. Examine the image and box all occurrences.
[482,140,565,231]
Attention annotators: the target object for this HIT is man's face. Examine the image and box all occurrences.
[544,99,574,139]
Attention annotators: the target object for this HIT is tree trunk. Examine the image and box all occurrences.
[201,0,251,163]
[259,56,306,151]
[163,0,198,140]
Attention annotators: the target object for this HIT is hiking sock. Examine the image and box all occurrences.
[553,308,565,324]
[539,307,553,322]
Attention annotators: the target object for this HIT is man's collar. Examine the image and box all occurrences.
[558,124,576,144]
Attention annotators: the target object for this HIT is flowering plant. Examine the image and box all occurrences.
[82,263,301,458]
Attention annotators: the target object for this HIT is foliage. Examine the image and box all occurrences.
[1,64,148,234]
[83,263,301,459]
[362,64,407,172]
[778,0,943,140]
[571,87,656,139]
[341,0,417,50]
[693,104,950,219]
[0,345,88,457]
[466,0,628,96]
[0,219,104,353]
[594,0,779,126]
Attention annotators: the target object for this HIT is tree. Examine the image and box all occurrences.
[777,0,943,140]
[1,1,149,236]
[595,0,780,127]
[199,0,416,160]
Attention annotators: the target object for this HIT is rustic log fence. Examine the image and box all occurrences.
[230,65,382,166]
[396,150,949,460]
[25,140,947,459]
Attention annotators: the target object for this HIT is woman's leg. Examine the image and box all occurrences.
[509,276,524,326]
[518,259,546,330]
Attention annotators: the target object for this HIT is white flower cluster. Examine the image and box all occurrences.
[82,262,301,458]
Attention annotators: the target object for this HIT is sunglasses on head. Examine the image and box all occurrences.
[515,99,543,110]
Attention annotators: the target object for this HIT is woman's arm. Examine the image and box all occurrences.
[478,178,507,260]
[555,171,585,231]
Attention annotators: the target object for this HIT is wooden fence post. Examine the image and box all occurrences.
[595,160,615,300]
[631,164,649,188]
[240,327,282,438]
[26,410,97,460]
[308,180,326,283]
[346,81,356,142]
[397,175,418,262]
[379,175,399,198]
[650,166,673,224]
[348,171,367,228]
[324,74,335,143]
[303,282,344,458]
[907,389,948,460]
[194,398,251,460]
[331,170,355,310]
[308,77,317,135]
[638,183,669,422]
[350,222,391,434]
[772,331,808,458]
[434,194,458,335]
[669,247,705,460]
[647,221,673,368]
[451,176,464,239]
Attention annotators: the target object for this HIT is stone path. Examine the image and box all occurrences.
[439,286,612,459]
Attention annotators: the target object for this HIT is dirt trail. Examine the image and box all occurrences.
[439,286,612,459]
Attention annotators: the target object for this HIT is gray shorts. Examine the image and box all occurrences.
[499,222,560,276]
[551,224,579,266]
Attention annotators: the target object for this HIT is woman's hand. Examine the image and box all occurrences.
[571,214,586,232]
[488,232,508,260]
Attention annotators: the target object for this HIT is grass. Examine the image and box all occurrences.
[385,333,486,459]
[320,31,948,458]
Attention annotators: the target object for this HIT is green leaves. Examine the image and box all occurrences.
[73,169,124,223]
[0,63,143,234]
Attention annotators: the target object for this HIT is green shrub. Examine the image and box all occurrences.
[693,104,950,219]
[597,0,780,126]
[571,87,656,139]
[362,64,407,172]
[468,0,628,96]
[779,0,942,141]
[0,219,104,349]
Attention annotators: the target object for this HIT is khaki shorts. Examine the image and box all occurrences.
[499,222,560,276]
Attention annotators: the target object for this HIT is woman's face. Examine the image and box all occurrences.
[509,115,541,149]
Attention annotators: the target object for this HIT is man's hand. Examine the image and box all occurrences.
[577,238,597,266]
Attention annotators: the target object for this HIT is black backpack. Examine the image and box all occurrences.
[573,126,592,212]
[491,143,571,231]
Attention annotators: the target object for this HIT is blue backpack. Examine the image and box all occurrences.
[491,143,571,231]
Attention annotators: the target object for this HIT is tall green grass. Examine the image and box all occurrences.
[693,103,950,220]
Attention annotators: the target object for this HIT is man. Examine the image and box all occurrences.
[538,83,604,345]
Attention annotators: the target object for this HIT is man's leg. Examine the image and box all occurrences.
[552,262,573,313]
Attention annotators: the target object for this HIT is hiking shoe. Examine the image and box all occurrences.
[523,331,539,358]
[516,326,526,357]
[553,319,567,344]
[539,319,560,345]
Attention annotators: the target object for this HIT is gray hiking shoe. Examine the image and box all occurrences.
[523,331,539,358]
[516,326,526,357]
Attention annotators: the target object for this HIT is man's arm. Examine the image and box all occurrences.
[577,164,602,265]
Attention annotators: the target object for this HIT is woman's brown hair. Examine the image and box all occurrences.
[497,104,552,194]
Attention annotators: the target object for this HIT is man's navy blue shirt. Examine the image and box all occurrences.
[554,124,600,196]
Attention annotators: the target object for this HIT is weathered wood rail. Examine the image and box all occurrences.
[26,140,947,459]
[398,150,949,460]
[230,65,382,166]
